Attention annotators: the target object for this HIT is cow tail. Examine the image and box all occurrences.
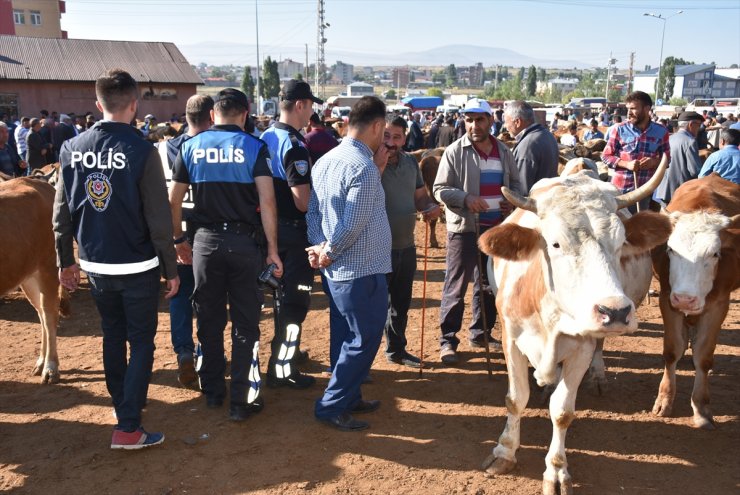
[59,286,71,318]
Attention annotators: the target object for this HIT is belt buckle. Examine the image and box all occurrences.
[221,222,228,232]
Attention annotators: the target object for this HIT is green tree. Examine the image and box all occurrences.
[427,88,443,97]
[517,66,525,81]
[526,64,537,97]
[261,56,281,98]
[658,57,693,102]
[385,88,397,100]
[294,73,304,81]
[446,64,457,87]
[538,67,546,82]
[240,66,255,102]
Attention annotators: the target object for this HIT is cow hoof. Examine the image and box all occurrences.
[543,477,573,495]
[482,454,516,476]
[42,368,60,384]
[652,396,673,417]
[32,359,44,376]
[693,415,716,430]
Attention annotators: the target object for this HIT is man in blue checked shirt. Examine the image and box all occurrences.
[306,96,391,432]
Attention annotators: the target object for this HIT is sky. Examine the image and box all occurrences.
[61,0,740,70]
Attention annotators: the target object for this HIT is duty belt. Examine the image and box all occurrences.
[199,222,266,246]
[278,217,307,228]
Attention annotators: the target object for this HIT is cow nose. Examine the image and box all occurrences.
[596,304,632,326]
[670,293,699,310]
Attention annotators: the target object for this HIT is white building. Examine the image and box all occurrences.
[634,64,740,100]
[537,78,579,94]
[333,60,354,84]
[347,81,374,96]
[277,58,304,79]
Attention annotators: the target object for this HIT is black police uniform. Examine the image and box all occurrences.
[53,121,177,433]
[172,124,270,409]
[260,122,315,385]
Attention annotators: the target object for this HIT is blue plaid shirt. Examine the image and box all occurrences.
[307,137,392,281]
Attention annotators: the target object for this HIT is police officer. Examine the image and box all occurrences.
[169,88,282,422]
[53,69,179,449]
[157,94,213,387]
[260,79,322,389]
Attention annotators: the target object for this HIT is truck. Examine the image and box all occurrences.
[401,96,444,113]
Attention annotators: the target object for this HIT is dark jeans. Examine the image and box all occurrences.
[192,229,263,406]
[88,268,160,432]
[169,263,195,358]
[268,222,314,374]
[315,274,387,419]
[439,231,496,350]
[385,246,416,358]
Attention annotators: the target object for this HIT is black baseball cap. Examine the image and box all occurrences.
[677,111,703,122]
[214,88,249,110]
[281,79,323,104]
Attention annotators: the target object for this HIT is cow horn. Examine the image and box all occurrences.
[502,187,537,213]
[614,153,669,210]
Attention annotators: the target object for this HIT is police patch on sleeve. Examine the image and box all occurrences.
[294,160,309,176]
[85,172,113,212]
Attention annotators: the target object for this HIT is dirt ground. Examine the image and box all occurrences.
[1,221,739,495]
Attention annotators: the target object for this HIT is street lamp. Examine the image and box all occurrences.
[643,10,683,102]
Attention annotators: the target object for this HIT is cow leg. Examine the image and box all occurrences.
[428,219,439,248]
[483,330,529,477]
[653,298,686,418]
[542,338,594,495]
[21,271,60,384]
[585,338,608,395]
[689,302,728,430]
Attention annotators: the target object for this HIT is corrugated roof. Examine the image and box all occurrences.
[0,36,202,84]
[636,64,715,77]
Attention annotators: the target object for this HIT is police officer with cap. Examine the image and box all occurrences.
[53,68,179,449]
[170,88,282,422]
[260,79,323,389]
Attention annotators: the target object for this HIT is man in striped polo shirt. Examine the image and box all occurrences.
[433,99,523,366]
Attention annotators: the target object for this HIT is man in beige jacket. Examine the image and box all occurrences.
[432,99,523,365]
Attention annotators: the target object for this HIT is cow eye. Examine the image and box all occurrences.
[551,242,560,249]
[713,252,720,258]
[666,246,673,254]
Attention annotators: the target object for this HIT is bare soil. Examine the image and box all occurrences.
[1,222,738,495]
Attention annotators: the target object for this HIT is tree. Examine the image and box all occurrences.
[294,73,304,81]
[385,89,397,100]
[240,66,255,102]
[662,63,676,101]
[526,64,537,97]
[538,67,546,82]
[446,64,457,87]
[517,66,525,81]
[260,57,281,98]
[427,88,443,97]
[658,57,693,102]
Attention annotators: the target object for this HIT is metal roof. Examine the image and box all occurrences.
[0,36,202,84]
[636,64,715,77]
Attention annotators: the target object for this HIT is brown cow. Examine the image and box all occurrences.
[651,173,740,429]
[0,177,69,383]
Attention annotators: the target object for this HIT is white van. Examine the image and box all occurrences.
[686,97,740,117]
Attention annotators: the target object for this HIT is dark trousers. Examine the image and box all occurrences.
[385,246,416,358]
[439,231,496,349]
[88,268,160,432]
[192,230,263,406]
[315,274,387,419]
[169,263,195,358]
[268,222,314,373]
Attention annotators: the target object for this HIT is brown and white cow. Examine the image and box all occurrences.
[651,173,740,430]
[478,156,671,495]
[0,177,69,383]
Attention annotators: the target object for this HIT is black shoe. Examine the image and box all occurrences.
[470,336,502,350]
[352,399,380,414]
[177,354,198,388]
[387,352,422,368]
[291,349,309,364]
[229,397,264,422]
[205,395,224,409]
[266,370,316,389]
[317,412,369,432]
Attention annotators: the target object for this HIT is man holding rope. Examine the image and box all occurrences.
[432,99,522,366]
[378,116,441,368]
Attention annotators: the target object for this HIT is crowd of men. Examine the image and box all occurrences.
[41,67,738,451]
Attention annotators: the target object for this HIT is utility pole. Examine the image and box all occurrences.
[316,0,327,99]
[627,52,635,95]
[305,43,309,80]
[255,0,261,114]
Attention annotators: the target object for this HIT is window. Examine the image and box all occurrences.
[704,71,712,79]
[30,10,41,25]
[13,9,24,25]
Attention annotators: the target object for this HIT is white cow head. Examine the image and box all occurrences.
[666,211,740,314]
[480,157,671,337]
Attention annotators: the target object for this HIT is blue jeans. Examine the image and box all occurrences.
[315,273,387,419]
[88,268,160,431]
[169,263,195,358]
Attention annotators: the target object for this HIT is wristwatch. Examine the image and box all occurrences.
[173,235,187,245]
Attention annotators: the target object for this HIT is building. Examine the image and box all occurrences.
[634,64,740,100]
[0,0,66,38]
[537,78,579,94]
[347,82,373,96]
[333,60,353,84]
[0,35,202,119]
[391,67,409,88]
[277,58,304,79]
[467,63,484,87]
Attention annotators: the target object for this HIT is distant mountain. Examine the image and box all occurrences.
[179,42,595,69]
